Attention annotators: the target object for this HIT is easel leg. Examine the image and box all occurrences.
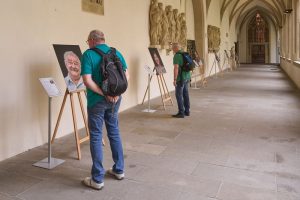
[208,60,216,77]
[202,75,206,86]
[161,76,168,100]
[51,90,68,144]
[70,93,81,160]
[161,75,173,105]
[217,62,222,76]
[157,75,166,110]
[214,60,217,77]
[221,61,225,73]
[77,92,89,138]
[142,75,154,104]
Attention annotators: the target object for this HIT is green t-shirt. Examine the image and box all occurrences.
[81,44,127,108]
[173,51,191,81]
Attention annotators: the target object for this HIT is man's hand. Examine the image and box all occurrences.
[106,95,119,103]
[82,74,104,96]
[173,80,177,87]
[173,64,179,87]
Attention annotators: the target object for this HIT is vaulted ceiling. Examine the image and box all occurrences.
[207,0,290,30]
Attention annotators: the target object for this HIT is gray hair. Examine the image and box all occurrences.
[64,51,80,64]
[88,30,105,42]
[172,42,181,48]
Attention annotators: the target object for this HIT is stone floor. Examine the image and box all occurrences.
[0,64,300,200]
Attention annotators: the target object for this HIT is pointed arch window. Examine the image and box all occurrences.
[248,13,269,43]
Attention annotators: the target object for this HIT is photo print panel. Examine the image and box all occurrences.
[148,48,166,75]
[187,40,196,60]
[53,44,85,92]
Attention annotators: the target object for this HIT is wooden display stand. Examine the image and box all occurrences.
[142,73,173,110]
[51,89,90,160]
[230,57,237,70]
[190,60,207,89]
[208,57,222,78]
[221,50,231,72]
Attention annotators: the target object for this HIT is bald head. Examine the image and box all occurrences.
[88,30,105,42]
[87,30,105,48]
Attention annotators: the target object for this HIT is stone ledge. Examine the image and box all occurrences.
[280,56,286,60]
[293,60,300,67]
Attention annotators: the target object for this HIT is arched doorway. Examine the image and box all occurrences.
[248,12,269,63]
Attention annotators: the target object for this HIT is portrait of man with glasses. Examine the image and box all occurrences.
[53,44,85,92]
[63,51,85,92]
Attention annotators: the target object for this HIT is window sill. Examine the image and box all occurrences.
[293,60,300,67]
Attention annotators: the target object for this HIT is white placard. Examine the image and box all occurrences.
[144,65,155,75]
[193,60,200,67]
[39,77,62,97]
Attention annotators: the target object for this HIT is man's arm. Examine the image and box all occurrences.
[173,64,179,86]
[82,74,104,96]
[83,71,128,103]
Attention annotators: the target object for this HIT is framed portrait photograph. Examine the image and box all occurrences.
[53,44,86,92]
[187,40,196,60]
[148,48,166,75]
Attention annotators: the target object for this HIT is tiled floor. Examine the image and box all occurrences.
[0,64,300,200]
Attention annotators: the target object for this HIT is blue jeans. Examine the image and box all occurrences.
[175,80,190,115]
[88,97,124,183]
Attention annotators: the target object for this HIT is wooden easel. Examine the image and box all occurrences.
[51,89,90,160]
[230,56,237,70]
[142,73,173,110]
[208,57,222,77]
[221,51,231,72]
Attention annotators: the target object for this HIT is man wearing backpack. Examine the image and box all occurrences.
[81,30,129,190]
[172,42,191,118]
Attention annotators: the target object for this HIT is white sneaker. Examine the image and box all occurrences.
[107,169,125,180]
[82,177,104,190]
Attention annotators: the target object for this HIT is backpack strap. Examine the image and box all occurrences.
[90,47,117,57]
[175,52,185,84]
[110,47,117,55]
[90,48,108,80]
[90,47,105,57]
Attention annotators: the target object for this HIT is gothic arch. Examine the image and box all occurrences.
[220,0,285,28]
[236,7,278,33]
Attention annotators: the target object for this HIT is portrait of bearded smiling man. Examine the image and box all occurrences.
[63,51,85,92]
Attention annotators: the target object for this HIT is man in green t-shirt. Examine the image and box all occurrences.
[81,30,129,190]
[172,43,191,118]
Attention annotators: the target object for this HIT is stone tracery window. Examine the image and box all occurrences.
[248,13,269,43]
